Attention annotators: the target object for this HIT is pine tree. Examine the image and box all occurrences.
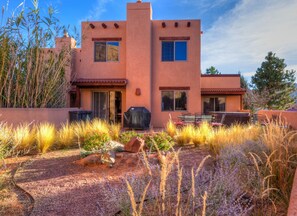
[251,52,296,110]
[205,66,221,75]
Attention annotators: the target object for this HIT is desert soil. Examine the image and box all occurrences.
[12,147,209,216]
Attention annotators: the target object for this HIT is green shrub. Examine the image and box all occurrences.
[145,132,173,151]
[119,131,143,144]
[82,133,110,151]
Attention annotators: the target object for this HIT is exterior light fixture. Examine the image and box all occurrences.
[162,22,166,28]
[135,88,141,96]
[114,23,119,28]
[187,22,191,27]
[174,22,178,28]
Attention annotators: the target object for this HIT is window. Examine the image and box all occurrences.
[94,41,119,62]
[162,41,187,61]
[203,97,225,114]
[161,91,187,111]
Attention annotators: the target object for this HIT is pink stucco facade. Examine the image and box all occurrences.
[54,1,244,128]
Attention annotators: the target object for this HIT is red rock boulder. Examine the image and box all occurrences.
[124,137,145,153]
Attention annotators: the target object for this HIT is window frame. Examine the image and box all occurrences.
[161,40,187,62]
[202,96,226,114]
[161,90,188,112]
[94,41,120,62]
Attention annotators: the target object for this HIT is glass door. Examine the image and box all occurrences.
[93,92,109,120]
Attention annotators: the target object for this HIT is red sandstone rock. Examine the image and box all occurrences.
[124,137,145,153]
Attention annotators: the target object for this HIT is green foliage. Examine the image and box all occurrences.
[82,133,110,151]
[145,132,173,151]
[205,66,221,75]
[119,131,143,144]
[251,52,296,110]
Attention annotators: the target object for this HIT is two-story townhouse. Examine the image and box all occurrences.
[55,1,245,128]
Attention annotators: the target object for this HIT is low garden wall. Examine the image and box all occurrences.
[257,110,297,130]
[0,108,80,127]
[288,168,297,215]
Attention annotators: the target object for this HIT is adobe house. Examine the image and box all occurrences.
[55,1,245,128]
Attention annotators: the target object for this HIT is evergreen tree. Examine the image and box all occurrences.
[251,52,296,110]
[205,66,221,75]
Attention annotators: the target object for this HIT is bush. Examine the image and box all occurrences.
[119,131,143,145]
[82,133,110,151]
[145,132,174,151]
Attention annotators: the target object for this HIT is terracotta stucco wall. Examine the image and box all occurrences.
[125,3,152,111]
[77,21,126,79]
[226,96,242,111]
[0,108,79,128]
[201,75,241,88]
[151,20,201,128]
[257,110,297,129]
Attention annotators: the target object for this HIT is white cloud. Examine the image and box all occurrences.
[83,0,113,21]
[202,0,297,74]
[182,0,230,12]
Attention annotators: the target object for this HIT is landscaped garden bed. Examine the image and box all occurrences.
[0,119,296,215]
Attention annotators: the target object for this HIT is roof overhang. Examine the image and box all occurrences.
[201,88,246,95]
[72,79,128,88]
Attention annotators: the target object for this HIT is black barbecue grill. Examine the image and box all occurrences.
[123,107,151,130]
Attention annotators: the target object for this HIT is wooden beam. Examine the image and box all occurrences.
[159,86,190,90]
[159,36,190,41]
[92,37,122,41]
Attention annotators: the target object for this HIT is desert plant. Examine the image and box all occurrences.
[165,119,177,137]
[145,132,174,151]
[82,133,110,151]
[89,119,110,135]
[36,123,56,153]
[251,118,297,212]
[192,122,214,146]
[57,122,75,148]
[176,125,195,145]
[12,123,35,154]
[119,131,143,145]
[0,122,12,167]
[109,123,121,141]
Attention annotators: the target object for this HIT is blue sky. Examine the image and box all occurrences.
[1,0,297,81]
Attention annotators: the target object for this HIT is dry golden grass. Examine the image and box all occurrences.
[36,123,56,154]
[166,119,177,137]
[126,141,210,215]
[176,125,195,145]
[57,122,75,149]
[109,124,121,141]
[252,118,297,210]
[12,123,35,153]
[90,119,110,135]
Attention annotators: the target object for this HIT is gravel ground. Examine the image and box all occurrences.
[14,147,209,216]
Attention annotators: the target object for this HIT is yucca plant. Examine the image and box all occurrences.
[36,123,56,153]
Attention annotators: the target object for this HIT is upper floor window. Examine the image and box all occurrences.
[162,41,187,61]
[94,41,119,62]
